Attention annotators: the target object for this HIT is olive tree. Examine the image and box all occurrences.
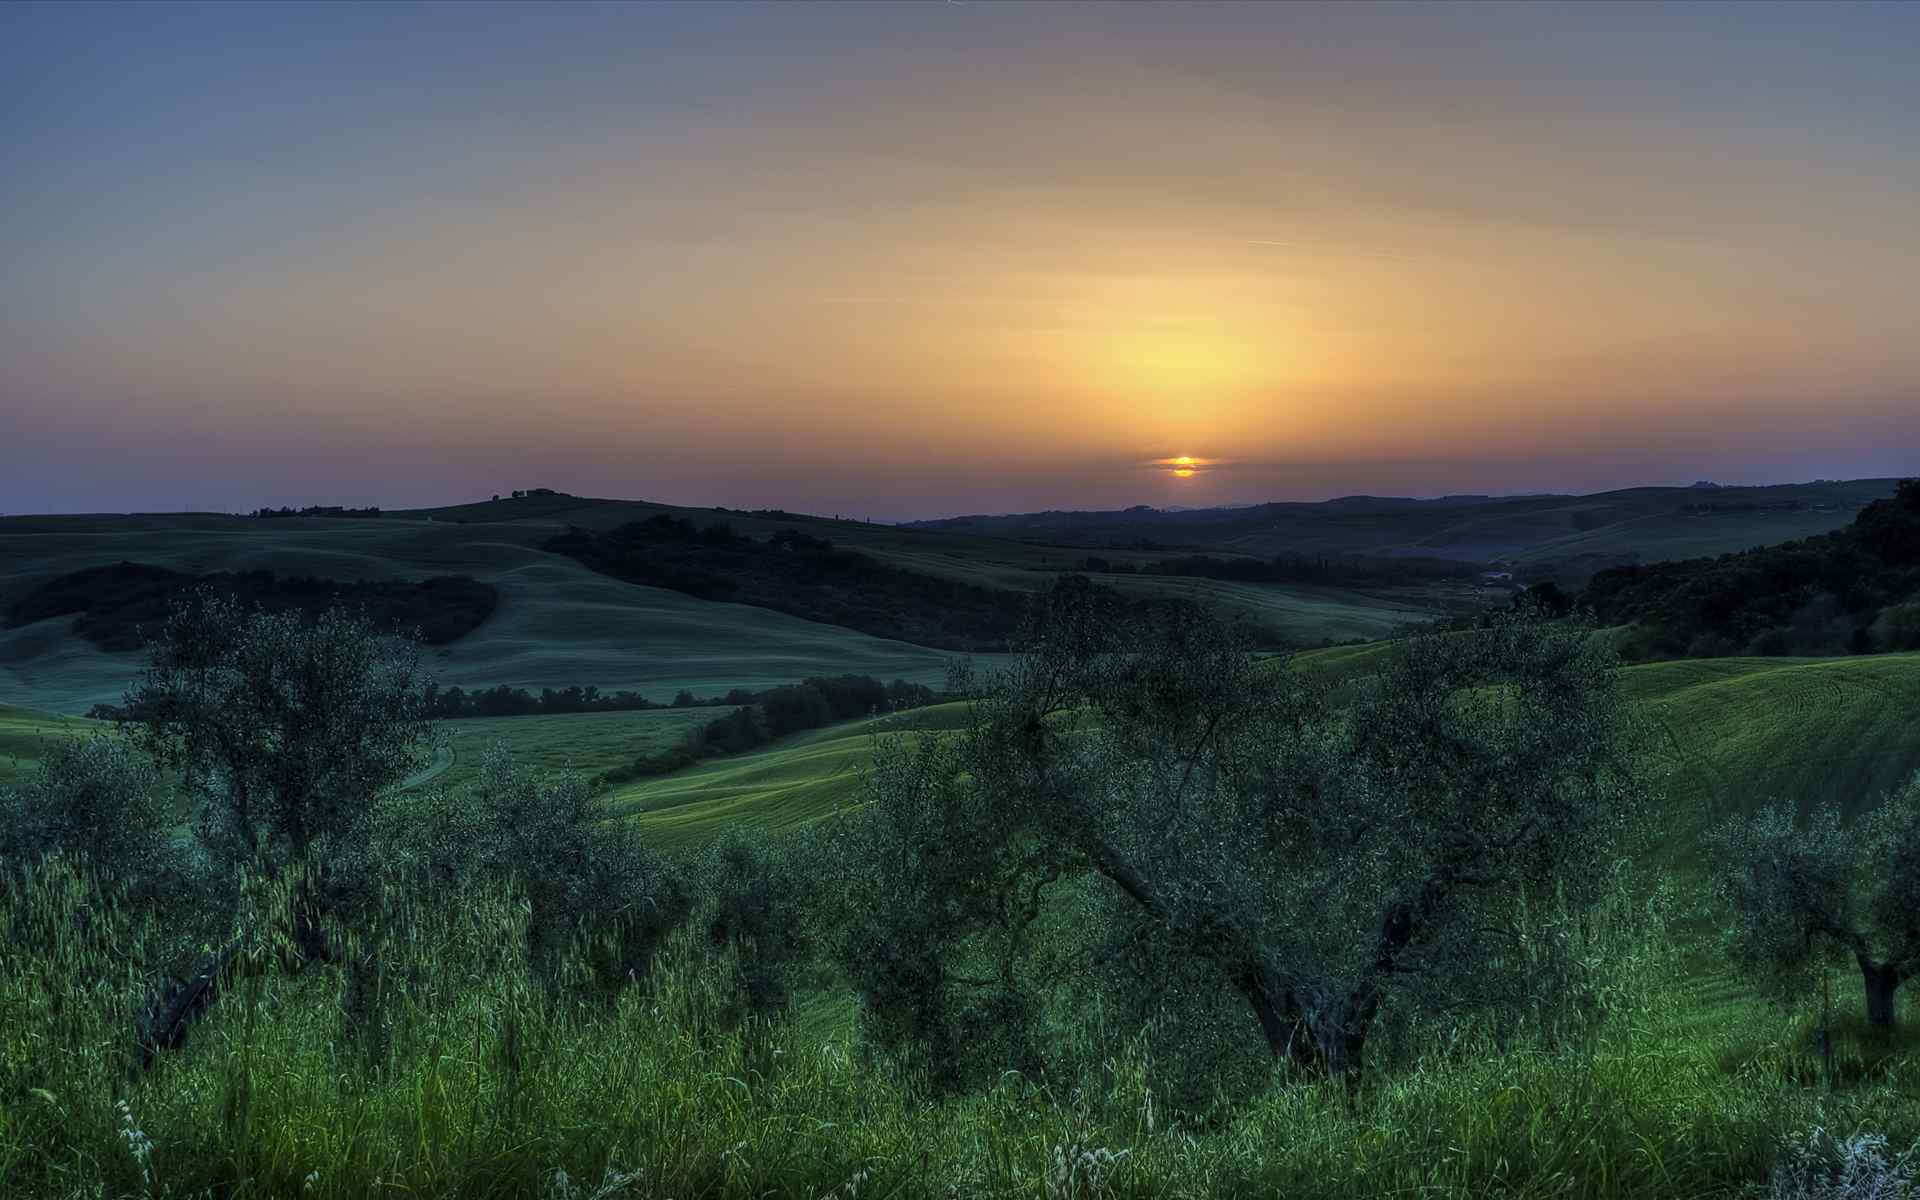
[126,591,434,869]
[2,735,176,888]
[827,579,1651,1092]
[1709,774,1920,1029]
[353,746,690,992]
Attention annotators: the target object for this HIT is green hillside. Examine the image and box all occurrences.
[0,704,102,786]
[1629,653,1920,848]
[405,707,723,793]
[0,508,1457,715]
[612,652,1920,861]
[605,702,973,850]
[0,515,978,714]
[418,494,1463,647]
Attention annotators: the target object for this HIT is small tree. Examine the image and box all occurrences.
[828,579,1651,1093]
[356,746,689,992]
[126,591,434,869]
[1710,775,1920,1030]
[1,735,178,893]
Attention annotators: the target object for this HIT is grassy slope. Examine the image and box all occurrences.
[0,703,100,786]
[1628,653,1920,846]
[604,702,973,850]
[0,515,979,714]
[406,707,723,793]
[613,652,1920,861]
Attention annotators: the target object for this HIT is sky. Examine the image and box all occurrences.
[3,1,1917,520]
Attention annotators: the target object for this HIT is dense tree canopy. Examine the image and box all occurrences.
[1581,478,1920,659]
[825,580,1653,1096]
[6,561,496,651]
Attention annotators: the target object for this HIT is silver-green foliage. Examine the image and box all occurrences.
[1770,1127,1920,1199]
[355,745,690,991]
[830,581,1654,1097]
[1,734,175,887]
[127,591,435,869]
[1711,772,1920,1027]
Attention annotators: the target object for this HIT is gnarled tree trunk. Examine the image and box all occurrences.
[1860,956,1903,1030]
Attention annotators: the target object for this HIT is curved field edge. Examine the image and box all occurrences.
[0,516,980,714]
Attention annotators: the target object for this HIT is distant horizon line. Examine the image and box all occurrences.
[0,472,1905,526]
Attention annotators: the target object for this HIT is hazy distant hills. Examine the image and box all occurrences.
[1,477,1904,715]
[904,479,1900,583]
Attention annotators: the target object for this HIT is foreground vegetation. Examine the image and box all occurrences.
[6,859,1918,1200]
[5,584,1920,1198]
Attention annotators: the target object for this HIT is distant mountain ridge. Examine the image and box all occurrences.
[901,479,1900,584]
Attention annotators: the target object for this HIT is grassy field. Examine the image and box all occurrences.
[0,703,100,787]
[7,483,1896,718]
[605,703,973,850]
[405,707,723,793]
[1629,653,1920,853]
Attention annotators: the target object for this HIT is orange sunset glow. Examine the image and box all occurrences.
[3,2,1918,517]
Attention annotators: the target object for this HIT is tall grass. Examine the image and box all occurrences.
[3,858,1916,1200]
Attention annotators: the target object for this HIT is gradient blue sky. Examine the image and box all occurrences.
[3,1,1917,518]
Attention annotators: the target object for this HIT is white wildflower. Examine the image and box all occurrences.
[1046,1139,1128,1200]
[1771,1127,1920,1200]
[115,1100,155,1193]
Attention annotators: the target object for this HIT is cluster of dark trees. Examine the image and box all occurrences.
[598,674,936,785]
[1078,552,1478,587]
[420,683,662,719]
[546,516,1033,651]
[5,562,498,652]
[1579,479,1920,659]
[249,505,383,519]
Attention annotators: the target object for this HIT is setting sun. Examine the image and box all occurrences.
[1149,455,1217,481]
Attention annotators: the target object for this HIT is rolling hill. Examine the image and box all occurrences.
[411,493,1471,646]
[0,503,1463,713]
[0,514,977,714]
